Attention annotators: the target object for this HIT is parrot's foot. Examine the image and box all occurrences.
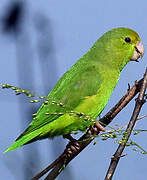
[63,134,80,156]
[88,121,105,135]
[94,121,105,132]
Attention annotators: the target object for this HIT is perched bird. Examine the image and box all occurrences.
[5,27,144,152]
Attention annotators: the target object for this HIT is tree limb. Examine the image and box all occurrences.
[104,68,147,180]
[32,71,145,180]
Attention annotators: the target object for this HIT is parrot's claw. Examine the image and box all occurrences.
[94,121,105,132]
[63,134,80,156]
[67,143,80,156]
[88,121,105,135]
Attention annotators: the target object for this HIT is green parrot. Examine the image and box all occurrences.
[5,27,144,152]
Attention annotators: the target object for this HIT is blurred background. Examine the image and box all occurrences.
[0,0,146,180]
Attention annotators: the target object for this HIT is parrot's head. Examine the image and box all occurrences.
[94,27,144,71]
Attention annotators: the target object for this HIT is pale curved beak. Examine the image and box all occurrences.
[131,41,144,62]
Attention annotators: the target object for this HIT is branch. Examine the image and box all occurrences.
[32,73,145,180]
[104,68,147,180]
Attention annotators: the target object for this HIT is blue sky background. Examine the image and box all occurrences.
[0,0,147,179]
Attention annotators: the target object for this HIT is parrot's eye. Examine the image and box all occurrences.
[125,37,131,43]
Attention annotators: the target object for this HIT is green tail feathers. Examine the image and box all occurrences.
[4,113,85,153]
[4,130,40,153]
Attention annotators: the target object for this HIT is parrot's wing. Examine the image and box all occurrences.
[17,60,102,139]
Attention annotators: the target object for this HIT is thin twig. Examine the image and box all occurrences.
[137,115,147,121]
[104,69,147,180]
[32,76,144,180]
